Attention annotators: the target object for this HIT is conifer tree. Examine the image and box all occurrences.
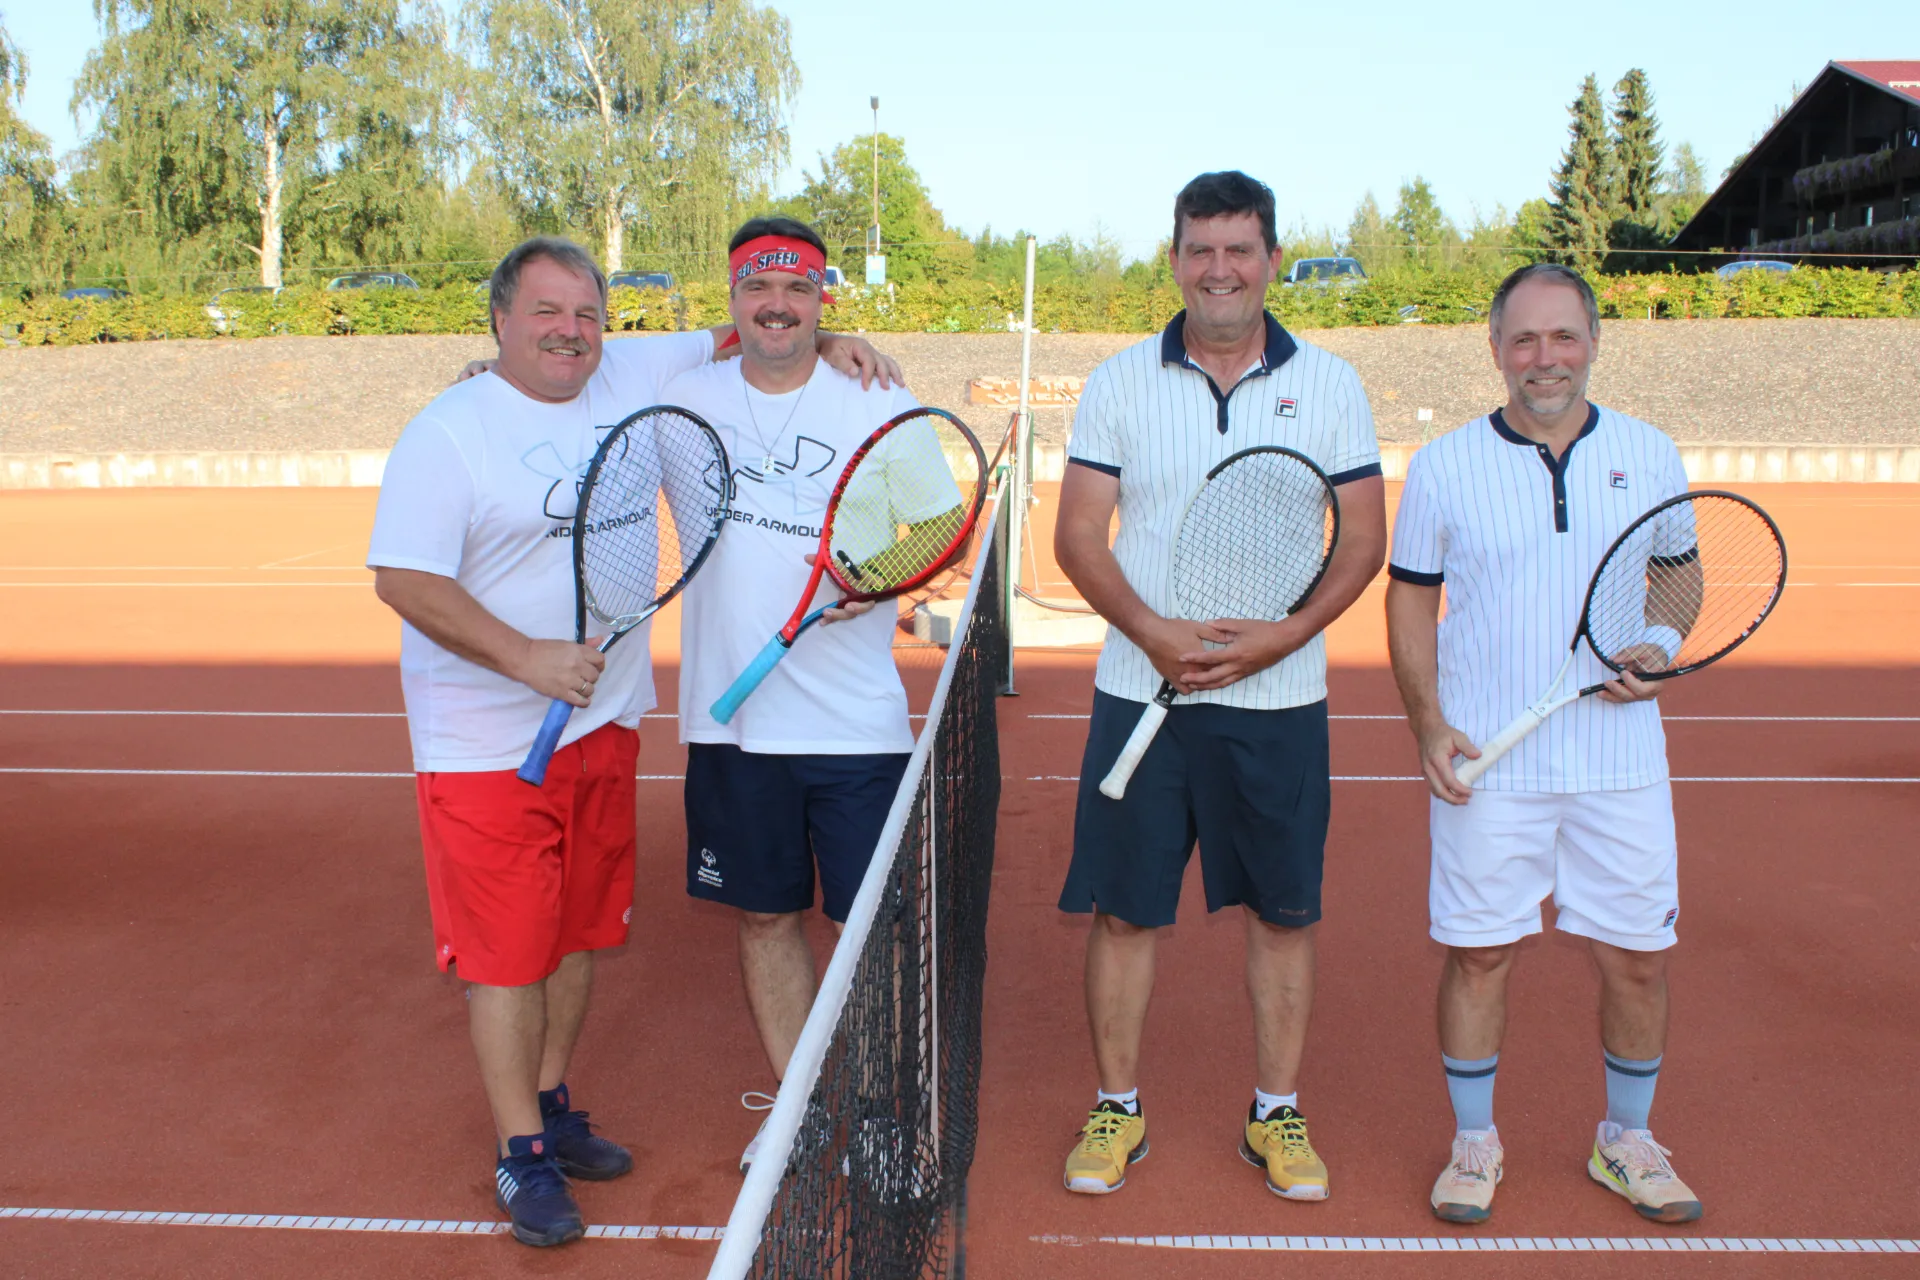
[1547,74,1616,269]
[1611,69,1663,224]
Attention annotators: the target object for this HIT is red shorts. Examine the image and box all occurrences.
[414,722,639,987]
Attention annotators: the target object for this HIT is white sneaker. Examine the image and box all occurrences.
[1588,1121,1704,1223]
[1430,1128,1503,1223]
[738,1091,776,1174]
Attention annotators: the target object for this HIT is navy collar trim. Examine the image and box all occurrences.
[1489,402,1600,449]
[1159,310,1298,374]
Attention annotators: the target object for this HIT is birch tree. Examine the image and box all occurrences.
[461,0,798,273]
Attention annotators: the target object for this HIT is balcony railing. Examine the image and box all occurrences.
[1791,145,1920,201]
[1754,213,1920,257]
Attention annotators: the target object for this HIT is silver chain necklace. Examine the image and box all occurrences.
[740,369,812,475]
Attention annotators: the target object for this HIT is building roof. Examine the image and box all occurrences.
[1836,61,1920,106]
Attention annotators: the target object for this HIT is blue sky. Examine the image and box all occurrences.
[6,2,1916,258]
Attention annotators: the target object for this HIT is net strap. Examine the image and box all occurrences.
[707,491,1006,1280]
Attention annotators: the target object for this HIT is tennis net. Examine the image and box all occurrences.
[708,492,1009,1280]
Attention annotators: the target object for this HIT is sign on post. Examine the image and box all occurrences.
[865,255,887,286]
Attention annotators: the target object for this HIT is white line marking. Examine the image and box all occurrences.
[258,543,360,569]
[1026,714,1920,724]
[0,1205,721,1240]
[1034,1233,1920,1253]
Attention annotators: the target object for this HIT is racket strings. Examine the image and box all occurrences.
[579,411,728,627]
[1586,493,1785,675]
[1173,455,1336,621]
[828,415,984,596]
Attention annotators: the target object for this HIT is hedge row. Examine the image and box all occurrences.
[2,267,1916,346]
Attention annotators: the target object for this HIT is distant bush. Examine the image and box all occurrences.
[2,269,1914,347]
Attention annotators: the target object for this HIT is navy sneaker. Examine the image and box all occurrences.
[540,1083,634,1181]
[495,1134,585,1247]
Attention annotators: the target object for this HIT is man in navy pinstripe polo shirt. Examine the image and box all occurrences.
[1387,263,1704,1227]
[1052,171,1387,1202]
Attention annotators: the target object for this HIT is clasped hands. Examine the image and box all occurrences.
[1140,614,1307,694]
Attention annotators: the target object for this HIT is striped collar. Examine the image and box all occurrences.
[1159,309,1298,375]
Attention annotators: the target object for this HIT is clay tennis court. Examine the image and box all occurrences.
[2,481,1916,1278]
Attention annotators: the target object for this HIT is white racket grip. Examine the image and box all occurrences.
[1453,707,1546,788]
[1098,701,1170,800]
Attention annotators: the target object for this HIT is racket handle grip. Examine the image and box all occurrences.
[1098,700,1169,800]
[517,698,576,786]
[1453,708,1544,788]
[710,635,791,725]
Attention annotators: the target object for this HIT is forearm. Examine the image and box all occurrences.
[374,569,533,683]
[1385,580,1445,731]
[1057,531,1163,645]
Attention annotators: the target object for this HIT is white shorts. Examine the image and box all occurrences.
[1429,783,1679,952]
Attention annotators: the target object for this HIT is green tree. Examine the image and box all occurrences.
[462,0,798,275]
[1657,140,1708,235]
[0,15,62,288]
[1511,196,1555,264]
[1343,191,1393,272]
[1547,74,1616,270]
[775,132,967,283]
[1391,176,1454,265]
[1610,69,1662,225]
[73,0,448,289]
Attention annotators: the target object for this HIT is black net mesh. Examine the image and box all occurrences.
[828,410,986,597]
[1586,492,1786,675]
[578,408,729,632]
[728,497,1007,1280]
[1173,448,1336,621]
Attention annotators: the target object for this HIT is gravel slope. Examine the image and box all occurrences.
[2,319,1916,454]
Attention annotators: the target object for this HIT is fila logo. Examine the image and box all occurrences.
[1275,398,1298,418]
[1610,469,1628,489]
[1662,907,1678,928]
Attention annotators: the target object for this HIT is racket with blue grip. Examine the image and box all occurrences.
[710,407,986,724]
[517,405,731,785]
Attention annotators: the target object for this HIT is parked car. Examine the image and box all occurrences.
[58,286,129,301]
[1282,256,1366,287]
[823,265,847,290]
[325,271,420,291]
[608,270,674,291]
[1714,259,1795,279]
[205,285,280,334]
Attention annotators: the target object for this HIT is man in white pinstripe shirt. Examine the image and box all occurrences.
[1387,263,1703,1227]
[1053,171,1387,1202]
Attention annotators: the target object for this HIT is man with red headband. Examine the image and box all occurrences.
[662,215,958,1171]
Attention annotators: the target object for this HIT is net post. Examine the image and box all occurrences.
[994,483,1016,697]
[1003,234,1037,694]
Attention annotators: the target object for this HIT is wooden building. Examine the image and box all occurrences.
[1671,61,1920,266]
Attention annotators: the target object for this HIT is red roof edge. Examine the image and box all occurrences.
[1835,61,1920,105]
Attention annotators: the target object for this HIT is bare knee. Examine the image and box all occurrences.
[1591,940,1666,990]
[738,910,803,943]
[1446,944,1518,983]
[1091,911,1157,944]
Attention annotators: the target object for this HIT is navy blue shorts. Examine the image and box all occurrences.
[1060,690,1330,929]
[685,744,910,921]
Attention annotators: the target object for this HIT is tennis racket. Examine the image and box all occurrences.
[517,405,731,785]
[1453,490,1786,788]
[1097,446,1340,800]
[709,406,987,724]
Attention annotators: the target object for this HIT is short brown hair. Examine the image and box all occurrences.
[488,237,607,335]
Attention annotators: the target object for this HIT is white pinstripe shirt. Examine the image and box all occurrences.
[1067,312,1382,710]
[1389,404,1691,792]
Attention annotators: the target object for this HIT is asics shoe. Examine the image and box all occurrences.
[1431,1128,1503,1223]
[1588,1121,1704,1223]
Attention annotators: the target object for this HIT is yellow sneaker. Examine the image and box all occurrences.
[1239,1104,1329,1200]
[1063,1100,1148,1195]
[1588,1122,1703,1223]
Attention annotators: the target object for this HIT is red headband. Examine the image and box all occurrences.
[728,235,835,304]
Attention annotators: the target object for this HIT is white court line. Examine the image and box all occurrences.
[1036,1232,1919,1254]
[1023,714,1920,723]
[0,1204,719,1240]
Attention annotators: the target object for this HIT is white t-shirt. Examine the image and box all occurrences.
[663,358,939,754]
[367,331,713,772]
[1388,404,1691,792]
[1066,312,1382,710]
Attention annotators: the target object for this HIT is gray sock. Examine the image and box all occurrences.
[1442,1053,1498,1132]
[1603,1051,1662,1131]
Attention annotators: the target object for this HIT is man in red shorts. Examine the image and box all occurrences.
[369,235,898,1246]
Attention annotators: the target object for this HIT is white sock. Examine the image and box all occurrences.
[1096,1087,1140,1115]
[1254,1088,1298,1120]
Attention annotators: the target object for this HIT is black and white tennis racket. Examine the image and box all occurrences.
[709,407,987,724]
[1453,490,1786,787]
[1097,446,1339,800]
[517,405,731,785]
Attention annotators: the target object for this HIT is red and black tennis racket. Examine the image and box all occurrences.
[709,407,986,723]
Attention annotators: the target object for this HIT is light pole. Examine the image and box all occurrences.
[869,96,881,259]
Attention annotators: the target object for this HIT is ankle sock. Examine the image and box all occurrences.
[1442,1053,1498,1132]
[1253,1088,1298,1120]
[1096,1087,1140,1116]
[538,1083,569,1118]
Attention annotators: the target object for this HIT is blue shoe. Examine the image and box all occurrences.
[540,1083,634,1181]
[495,1134,585,1247]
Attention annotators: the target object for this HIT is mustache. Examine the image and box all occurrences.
[539,337,588,353]
[751,311,803,329]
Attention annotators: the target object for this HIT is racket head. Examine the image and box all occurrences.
[820,407,988,601]
[1172,445,1340,621]
[1579,489,1786,680]
[573,404,731,636]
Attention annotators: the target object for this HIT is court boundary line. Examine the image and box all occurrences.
[0,1205,718,1241]
[1033,1232,1920,1254]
